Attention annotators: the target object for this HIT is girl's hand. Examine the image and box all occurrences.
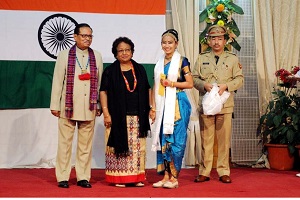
[149,109,156,124]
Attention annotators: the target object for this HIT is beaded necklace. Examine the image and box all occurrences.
[121,63,137,92]
[76,56,90,74]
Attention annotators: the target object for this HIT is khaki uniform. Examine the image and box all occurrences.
[192,51,243,177]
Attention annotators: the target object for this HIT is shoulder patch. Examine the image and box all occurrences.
[238,63,242,69]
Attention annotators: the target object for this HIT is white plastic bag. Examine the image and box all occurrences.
[202,83,230,115]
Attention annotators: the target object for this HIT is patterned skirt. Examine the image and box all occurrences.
[105,115,146,184]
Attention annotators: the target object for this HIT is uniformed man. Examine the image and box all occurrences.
[192,25,244,184]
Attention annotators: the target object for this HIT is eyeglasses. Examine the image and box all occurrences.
[117,49,131,54]
[78,34,93,39]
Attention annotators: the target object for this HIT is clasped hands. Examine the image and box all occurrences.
[160,79,174,87]
[160,79,172,87]
[204,83,228,95]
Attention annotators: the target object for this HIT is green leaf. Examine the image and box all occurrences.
[199,9,208,22]
[230,40,241,51]
[229,19,241,37]
[228,2,244,14]
[200,4,215,22]
[199,31,207,41]
[259,115,265,125]
[273,115,282,127]
[199,25,212,44]
[281,126,288,134]
[287,129,295,143]
[269,100,275,109]
[277,90,285,97]
[288,144,295,154]
[266,114,275,127]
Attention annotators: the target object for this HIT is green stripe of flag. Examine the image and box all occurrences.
[0,60,154,109]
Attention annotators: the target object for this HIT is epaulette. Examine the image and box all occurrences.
[226,51,236,56]
[200,51,210,55]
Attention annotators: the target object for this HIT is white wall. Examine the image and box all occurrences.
[0,109,157,169]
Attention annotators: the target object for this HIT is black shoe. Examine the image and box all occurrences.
[58,181,69,188]
[77,180,92,188]
[219,175,232,183]
[194,175,210,183]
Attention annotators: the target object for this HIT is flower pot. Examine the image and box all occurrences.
[266,144,294,170]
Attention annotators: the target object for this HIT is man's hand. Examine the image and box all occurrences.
[204,82,213,92]
[51,110,60,117]
[96,109,101,116]
[217,83,228,95]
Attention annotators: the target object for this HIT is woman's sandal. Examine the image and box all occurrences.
[135,182,144,187]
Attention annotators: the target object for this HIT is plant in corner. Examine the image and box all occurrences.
[257,66,300,156]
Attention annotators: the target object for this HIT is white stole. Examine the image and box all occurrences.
[151,51,181,151]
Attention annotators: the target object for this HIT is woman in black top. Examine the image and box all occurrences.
[100,37,151,187]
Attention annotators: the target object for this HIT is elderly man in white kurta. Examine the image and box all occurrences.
[50,23,103,189]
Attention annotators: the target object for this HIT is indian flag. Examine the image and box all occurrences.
[0,0,165,109]
[0,0,165,168]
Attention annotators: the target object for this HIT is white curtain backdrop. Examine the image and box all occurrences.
[254,0,300,114]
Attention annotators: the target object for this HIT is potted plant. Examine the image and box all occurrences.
[257,66,300,170]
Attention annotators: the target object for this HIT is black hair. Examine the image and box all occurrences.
[162,29,179,41]
[74,23,93,34]
[111,37,135,58]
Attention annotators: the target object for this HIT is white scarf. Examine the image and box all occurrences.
[151,51,181,151]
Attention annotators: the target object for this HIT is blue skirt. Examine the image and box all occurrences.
[156,91,191,177]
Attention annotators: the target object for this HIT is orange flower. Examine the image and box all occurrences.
[216,4,225,12]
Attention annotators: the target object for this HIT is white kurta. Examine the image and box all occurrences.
[50,46,103,120]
